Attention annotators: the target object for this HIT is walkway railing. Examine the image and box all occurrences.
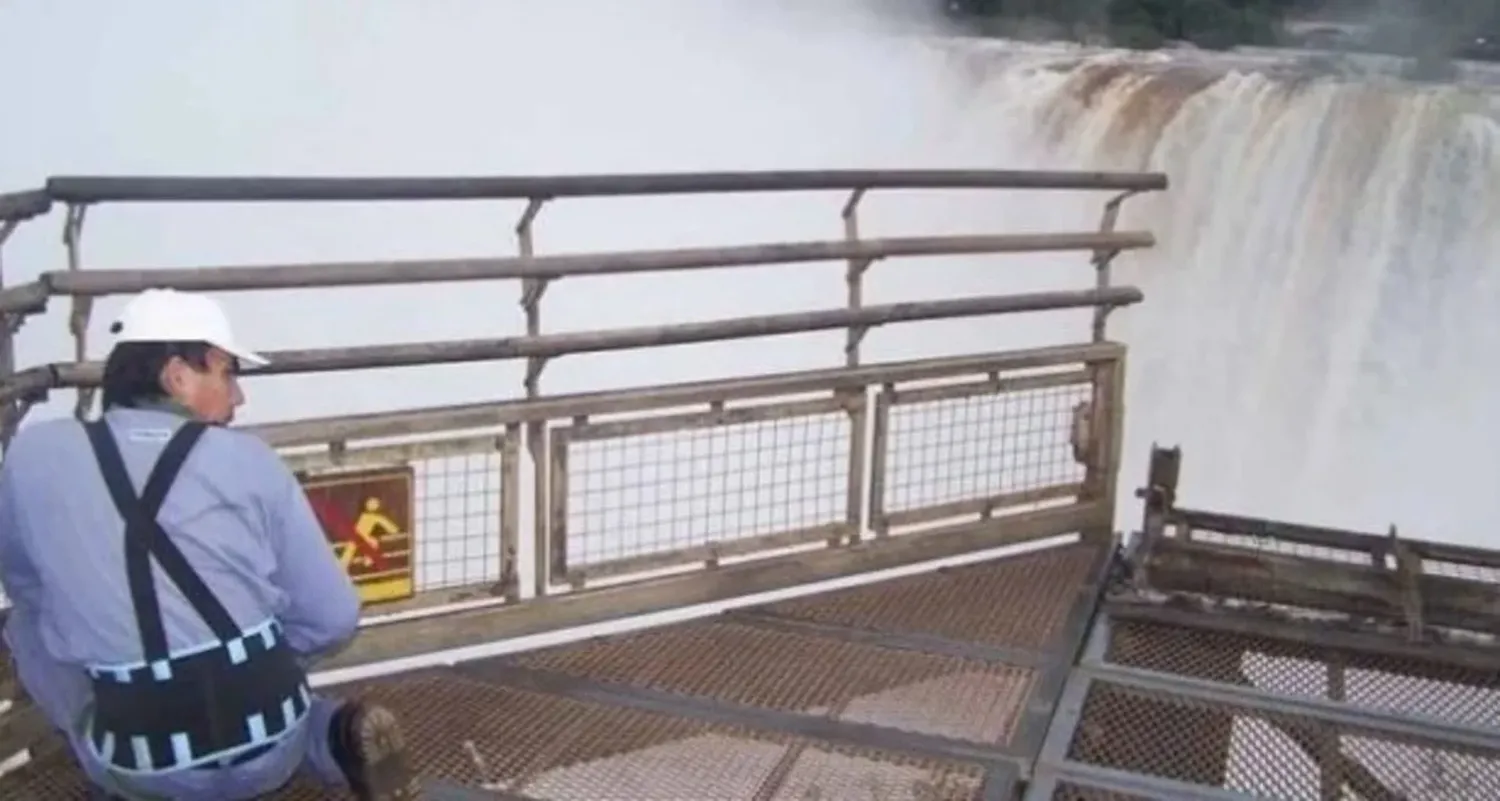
[0,169,1164,672]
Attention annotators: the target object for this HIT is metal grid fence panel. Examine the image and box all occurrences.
[876,373,1093,530]
[553,400,855,582]
[1106,620,1500,732]
[409,450,505,591]
[1069,680,1500,800]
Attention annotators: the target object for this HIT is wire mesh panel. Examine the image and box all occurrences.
[870,367,1098,538]
[282,429,518,605]
[1070,679,1500,800]
[1106,620,1500,734]
[547,396,861,587]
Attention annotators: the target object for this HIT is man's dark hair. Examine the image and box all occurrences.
[100,341,214,410]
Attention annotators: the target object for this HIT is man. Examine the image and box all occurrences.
[0,288,420,800]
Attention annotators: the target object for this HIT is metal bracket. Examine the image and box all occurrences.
[0,220,21,441]
[840,187,866,228]
[1388,524,1426,642]
[1089,190,1140,341]
[1069,399,1095,466]
[515,197,546,238]
[524,357,549,396]
[1092,191,1133,264]
[515,197,551,399]
[841,189,869,368]
[516,197,550,311]
[61,205,95,420]
[1130,445,1180,590]
[494,552,518,599]
[520,277,550,309]
[843,324,871,362]
[844,255,873,282]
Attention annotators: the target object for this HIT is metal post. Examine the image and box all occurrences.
[1080,190,1136,534]
[1389,524,1425,641]
[1088,354,1126,535]
[840,188,869,368]
[63,205,93,420]
[1321,656,1345,800]
[0,220,18,450]
[1128,445,1179,587]
[515,198,551,596]
[839,189,869,547]
[1089,191,1135,342]
[497,424,521,603]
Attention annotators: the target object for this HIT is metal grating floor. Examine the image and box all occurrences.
[1050,616,1500,800]
[0,541,1106,800]
[11,536,1500,800]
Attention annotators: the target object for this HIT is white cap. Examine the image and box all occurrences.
[110,288,269,367]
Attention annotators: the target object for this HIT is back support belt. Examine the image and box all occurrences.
[83,419,311,773]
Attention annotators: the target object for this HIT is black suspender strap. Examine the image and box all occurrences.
[84,419,242,662]
[83,418,312,773]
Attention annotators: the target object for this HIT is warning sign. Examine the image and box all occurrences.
[300,466,416,605]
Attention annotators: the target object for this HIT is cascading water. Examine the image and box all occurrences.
[937,42,1500,541]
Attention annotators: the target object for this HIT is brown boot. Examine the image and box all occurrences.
[329,700,422,800]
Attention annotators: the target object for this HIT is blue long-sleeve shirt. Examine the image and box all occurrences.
[0,406,360,684]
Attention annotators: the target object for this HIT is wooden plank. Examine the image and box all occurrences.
[1171,507,1500,570]
[1141,537,1500,636]
[1106,595,1500,675]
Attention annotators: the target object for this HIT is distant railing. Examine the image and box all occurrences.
[0,167,1161,645]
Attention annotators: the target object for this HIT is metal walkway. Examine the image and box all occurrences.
[3,542,1109,799]
[10,503,1500,800]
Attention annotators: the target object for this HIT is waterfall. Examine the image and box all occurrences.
[944,42,1500,540]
